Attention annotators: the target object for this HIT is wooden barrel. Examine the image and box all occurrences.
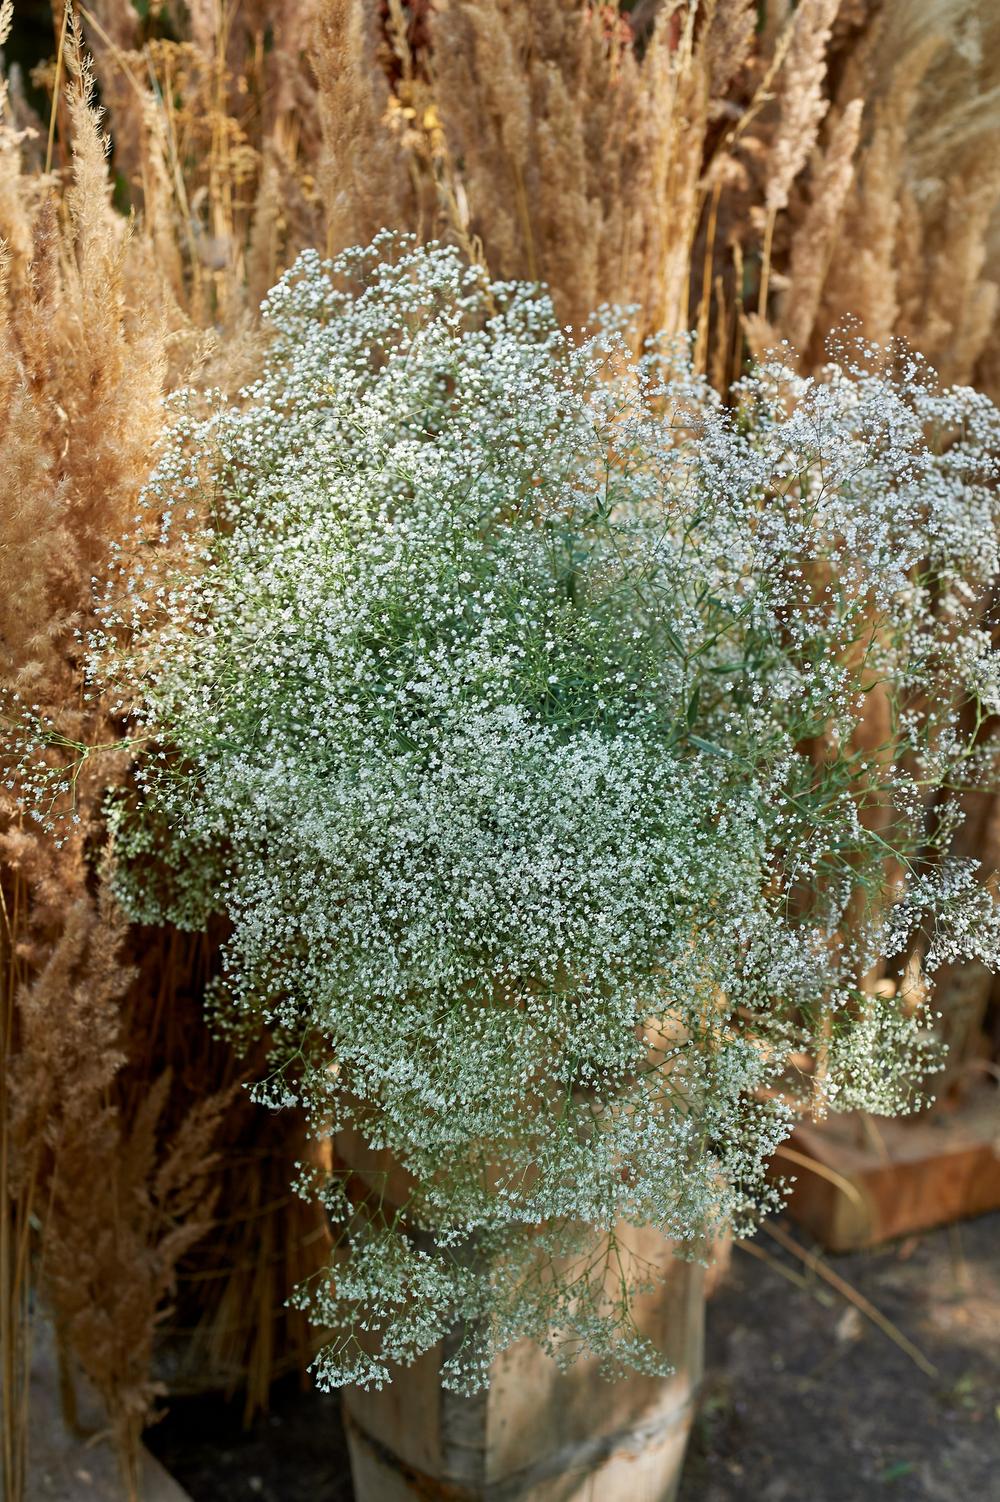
[335,1129,705,1502]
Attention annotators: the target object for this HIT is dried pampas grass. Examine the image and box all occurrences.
[791,0,1000,391]
[315,0,761,341]
[0,12,226,1496]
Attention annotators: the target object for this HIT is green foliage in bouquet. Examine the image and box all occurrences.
[60,236,1000,1390]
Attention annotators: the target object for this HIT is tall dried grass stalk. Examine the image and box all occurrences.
[757,0,840,312]
[3,6,335,1476]
[776,97,863,355]
[313,1,762,341]
[17,2,1000,389]
[77,0,323,327]
[315,0,425,257]
[0,11,233,1494]
[799,0,1000,392]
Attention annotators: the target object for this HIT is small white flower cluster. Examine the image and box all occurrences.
[84,234,1000,1391]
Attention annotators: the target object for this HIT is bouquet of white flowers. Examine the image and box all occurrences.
[71,235,1000,1391]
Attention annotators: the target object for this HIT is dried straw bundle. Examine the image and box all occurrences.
[2,6,338,1485]
[20,2,998,385]
[749,0,1000,399]
[315,0,761,341]
[0,12,322,1496]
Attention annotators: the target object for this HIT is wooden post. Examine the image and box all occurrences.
[341,1222,705,1502]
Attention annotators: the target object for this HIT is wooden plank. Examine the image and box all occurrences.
[773,1085,1000,1252]
[340,1225,705,1502]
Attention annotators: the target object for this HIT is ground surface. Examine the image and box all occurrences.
[21,1321,191,1502]
[147,1212,999,1502]
[677,1212,999,1502]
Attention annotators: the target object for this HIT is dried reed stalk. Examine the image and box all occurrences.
[312,1,762,341]
[76,0,323,326]
[3,9,333,1477]
[0,11,234,1493]
[794,0,1000,391]
[758,0,840,314]
[18,2,997,388]
[776,97,863,356]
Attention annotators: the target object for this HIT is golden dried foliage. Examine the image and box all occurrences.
[0,12,230,1496]
[315,0,424,255]
[7,2,999,387]
[1,21,162,705]
[776,97,864,355]
[798,0,1000,390]
[315,0,761,339]
[7,894,230,1494]
[78,0,323,324]
[2,6,335,1479]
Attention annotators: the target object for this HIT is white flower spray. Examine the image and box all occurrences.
[24,234,1000,1392]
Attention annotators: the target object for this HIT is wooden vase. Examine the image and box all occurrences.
[341,1219,705,1502]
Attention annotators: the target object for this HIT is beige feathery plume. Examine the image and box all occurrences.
[430,1,757,340]
[136,90,187,311]
[1,19,231,1495]
[313,1,416,257]
[757,0,841,316]
[779,97,863,358]
[766,0,842,216]
[805,0,1000,386]
[704,0,757,102]
[894,0,1000,389]
[916,166,1000,387]
[429,1,538,282]
[817,27,942,353]
[246,126,322,311]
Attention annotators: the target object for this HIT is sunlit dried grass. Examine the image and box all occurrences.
[326,0,761,343]
[27,2,999,389]
[73,0,323,328]
[0,11,234,1495]
[778,0,1000,390]
[1,6,334,1477]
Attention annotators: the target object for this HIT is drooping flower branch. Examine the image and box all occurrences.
[50,235,1000,1390]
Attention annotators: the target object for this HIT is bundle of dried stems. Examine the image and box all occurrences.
[0,8,326,1497]
[2,1,999,1495]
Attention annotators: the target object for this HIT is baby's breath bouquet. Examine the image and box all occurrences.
[83,236,1000,1391]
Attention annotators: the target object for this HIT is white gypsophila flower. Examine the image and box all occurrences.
[55,233,1000,1390]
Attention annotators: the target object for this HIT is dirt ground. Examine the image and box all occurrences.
[678,1211,999,1502]
[147,1212,999,1502]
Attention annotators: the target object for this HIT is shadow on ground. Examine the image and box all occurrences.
[147,1212,999,1502]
